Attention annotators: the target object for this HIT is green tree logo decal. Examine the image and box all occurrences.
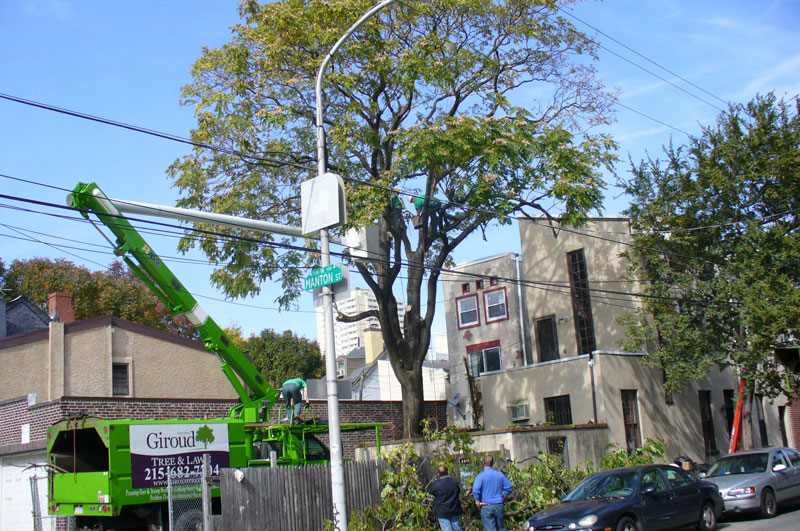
[196,425,215,449]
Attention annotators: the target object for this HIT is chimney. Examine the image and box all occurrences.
[363,326,384,364]
[48,292,76,324]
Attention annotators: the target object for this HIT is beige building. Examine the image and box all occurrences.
[442,218,795,466]
[0,293,238,531]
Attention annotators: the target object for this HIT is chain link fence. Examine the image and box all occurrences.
[29,459,214,531]
[167,466,205,531]
[30,474,75,531]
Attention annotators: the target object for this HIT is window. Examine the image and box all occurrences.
[771,451,788,470]
[755,394,768,447]
[641,469,668,493]
[112,363,129,396]
[476,279,484,290]
[698,390,718,459]
[662,467,693,488]
[304,436,330,462]
[456,294,480,329]
[507,402,529,422]
[566,249,596,355]
[784,448,800,468]
[723,389,735,437]
[483,288,508,323]
[544,395,572,425]
[468,341,501,376]
[546,437,568,466]
[489,277,499,286]
[461,282,470,294]
[535,316,559,363]
[621,390,641,453]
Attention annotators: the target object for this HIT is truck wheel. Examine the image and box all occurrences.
[173,509,203,531]
[760,488,777,518]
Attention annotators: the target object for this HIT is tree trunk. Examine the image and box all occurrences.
[399,366,425,438]
[742,391,754,451]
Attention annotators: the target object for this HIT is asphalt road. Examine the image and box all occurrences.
[715,498,800,531]
[676,498,800,531]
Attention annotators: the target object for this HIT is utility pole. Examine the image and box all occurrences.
[314,2,399,528]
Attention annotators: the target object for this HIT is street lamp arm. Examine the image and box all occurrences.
[315,0,399,176]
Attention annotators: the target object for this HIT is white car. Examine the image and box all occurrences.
[700,447,800,518]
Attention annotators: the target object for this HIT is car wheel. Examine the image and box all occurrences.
[697,501,717,531]
[760,487,777,518]
[616,516,639,531]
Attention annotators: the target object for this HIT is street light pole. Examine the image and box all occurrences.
[314,1,398,528]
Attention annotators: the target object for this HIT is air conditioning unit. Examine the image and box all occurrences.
[508,402,529,422]
[336,369,345,379]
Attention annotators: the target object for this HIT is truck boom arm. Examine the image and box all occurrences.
[68,182,280,419]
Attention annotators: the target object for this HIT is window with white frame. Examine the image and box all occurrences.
[468,341,502,376]
[456,294,480,329]
[483,288,508,323]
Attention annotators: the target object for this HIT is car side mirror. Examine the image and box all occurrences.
[642,485,656,495]
[773,463,787,472]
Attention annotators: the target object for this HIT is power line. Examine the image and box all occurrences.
[0,92,315,172]
[558,7,729,107]
[0,190,732,309]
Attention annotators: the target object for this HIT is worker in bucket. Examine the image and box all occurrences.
[281,377,306,424]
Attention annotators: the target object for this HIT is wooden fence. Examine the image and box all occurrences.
[218,460,389,531]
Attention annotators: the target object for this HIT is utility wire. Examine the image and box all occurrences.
[558,7,729,107]
[0,93,315,172]
[0,190,734,309]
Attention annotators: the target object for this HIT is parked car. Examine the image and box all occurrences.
[522,464,723,531]
[700,446,800,518]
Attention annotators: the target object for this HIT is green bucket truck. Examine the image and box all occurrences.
[47,182,381,529]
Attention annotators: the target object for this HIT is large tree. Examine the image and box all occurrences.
[620,93,800,448]
[241,328,325,386]
[169,0,617,436]
[1,257,198,338]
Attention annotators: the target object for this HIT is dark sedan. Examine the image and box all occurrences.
[523,464,723,531]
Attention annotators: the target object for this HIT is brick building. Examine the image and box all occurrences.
[0,293,445,530]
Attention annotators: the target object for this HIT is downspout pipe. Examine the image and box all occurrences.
[589,351,598,423]
[514,254,529,365]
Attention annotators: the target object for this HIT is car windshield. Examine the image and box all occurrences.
[564,471,639,501]
[706,453,769,477]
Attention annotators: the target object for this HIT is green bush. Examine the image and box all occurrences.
[340,423,666,530]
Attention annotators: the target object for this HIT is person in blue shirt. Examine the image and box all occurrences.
[472,455,512,531]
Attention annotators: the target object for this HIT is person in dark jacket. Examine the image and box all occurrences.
[428,464,464,531]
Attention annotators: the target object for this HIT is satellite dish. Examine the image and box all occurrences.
[446,393,461,407]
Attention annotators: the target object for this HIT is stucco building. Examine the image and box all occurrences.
[442,218,797,467]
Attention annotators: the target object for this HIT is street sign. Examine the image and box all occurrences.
[304,264,344,291]
[312,266,350,307]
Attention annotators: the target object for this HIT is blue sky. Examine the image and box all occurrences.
[1,0,799,343]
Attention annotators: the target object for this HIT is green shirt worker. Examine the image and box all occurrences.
[281,378,306,423]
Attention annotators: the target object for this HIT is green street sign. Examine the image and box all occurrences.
[304,264,343,291]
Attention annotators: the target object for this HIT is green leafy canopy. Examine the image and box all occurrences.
[619,93,800,399]
[170,0,618,436]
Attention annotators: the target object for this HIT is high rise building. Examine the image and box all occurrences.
[316,288,405,357]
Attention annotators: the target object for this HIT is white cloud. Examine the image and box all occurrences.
[738,54,800,99]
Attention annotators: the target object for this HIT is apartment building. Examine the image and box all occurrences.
[442,218,795,466]
[316,287,405,358]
